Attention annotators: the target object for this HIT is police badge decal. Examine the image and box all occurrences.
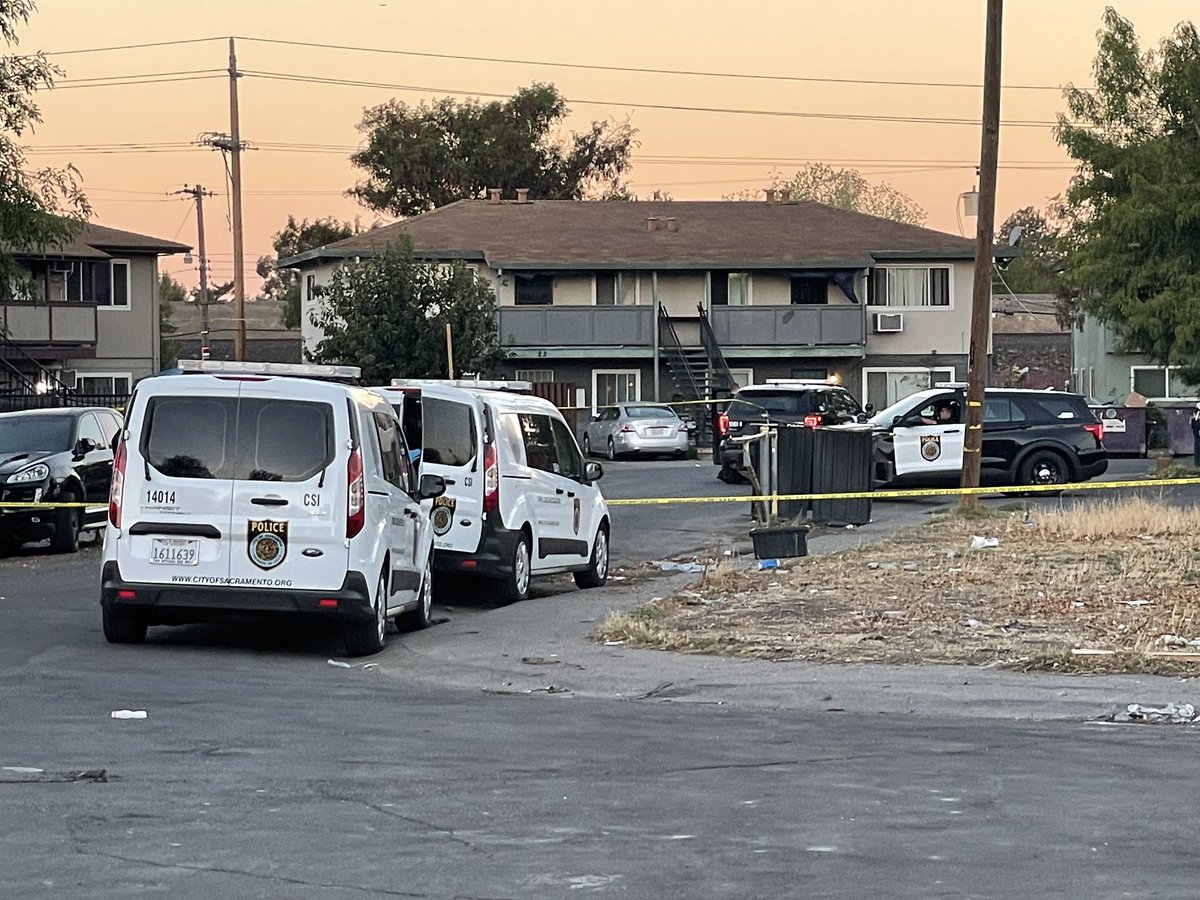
[248,520,288,570]
[920,434,942,462]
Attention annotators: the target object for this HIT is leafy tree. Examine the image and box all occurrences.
[158,274,184,368]
[256,215,360,328]
[0,1,89,301]
[993,206,1066,294]
[727,163,926,225]
[1056,8,1200,378]
[349,84,636,217]
[308,236,507,383]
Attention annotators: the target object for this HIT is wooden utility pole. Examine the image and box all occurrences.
[228,38,247,361]
[172,185,215,359]
[444,323,454,379]
[960,0,1004,506]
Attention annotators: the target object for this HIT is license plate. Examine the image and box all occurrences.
[150,538,199,566]
[649,427,668,435]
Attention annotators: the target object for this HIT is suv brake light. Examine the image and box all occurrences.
[717,412,730,436]
[803,414,822,429]
[482,440,499,513]
[347,447,365,538]
[1083,422,1104,442]
[108,439,127,527]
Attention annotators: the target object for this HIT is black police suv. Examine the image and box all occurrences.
[869,386,1107,488]
[0,407,122,553]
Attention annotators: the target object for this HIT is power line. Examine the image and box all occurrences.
[241,69,1074,129]
[235,35,1083,93]
[53,73,227,91]
[41,37,227,57]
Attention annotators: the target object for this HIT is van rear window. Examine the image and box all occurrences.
[422,397,476,467]
[143,397,334,481]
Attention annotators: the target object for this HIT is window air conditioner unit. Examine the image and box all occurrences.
[873,313,904,333]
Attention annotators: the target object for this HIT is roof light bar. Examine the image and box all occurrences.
[179,360,362,379]
[933,381,970,389]
[389,378,533,393]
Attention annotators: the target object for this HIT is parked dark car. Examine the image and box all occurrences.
[715,381,867,483]
[0,407,122,553]
[869,386,1108,487]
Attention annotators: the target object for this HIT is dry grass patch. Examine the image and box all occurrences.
[594,498,1200,674]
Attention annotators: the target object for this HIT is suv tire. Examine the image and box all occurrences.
[50,490,81,554]
[1019,449,1069,487]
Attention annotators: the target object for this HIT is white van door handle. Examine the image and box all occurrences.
[251,497,288,507]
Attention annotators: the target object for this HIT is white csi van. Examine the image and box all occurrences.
[100,361,445,656]
[369,380,610,602]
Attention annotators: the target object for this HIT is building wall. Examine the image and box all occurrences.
[862,260,978,358]
[68,255,161,386]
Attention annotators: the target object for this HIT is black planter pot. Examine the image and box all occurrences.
[749,525,809,560]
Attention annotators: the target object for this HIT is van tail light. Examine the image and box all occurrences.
[803,414,822,429]
[717,412,730,435]
[482,440,500,513]
[347,447,365,538]
[1083,422,1104,442]
[109,440,127,528]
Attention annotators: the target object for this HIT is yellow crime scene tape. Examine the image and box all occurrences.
[4,477,1198,512]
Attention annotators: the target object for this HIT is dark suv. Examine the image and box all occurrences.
[715,381,867,483]
[869,387,1107,487]
[0,407,122,553]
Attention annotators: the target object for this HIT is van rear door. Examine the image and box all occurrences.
[115,385,239,587]
[414,385,483,554]
[225,383,348,591]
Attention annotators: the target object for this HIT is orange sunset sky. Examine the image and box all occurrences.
[16,0,1198,291]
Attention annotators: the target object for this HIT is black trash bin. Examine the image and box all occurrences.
[810,425,874,526]
[776,425,815,519]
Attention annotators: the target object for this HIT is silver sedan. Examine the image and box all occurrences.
[582,404,691,460]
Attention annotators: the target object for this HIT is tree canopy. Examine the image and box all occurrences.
[348,84,635,217]
[728,163,926,225]
[994,206,1066,295]
[1056,8,1200,378]
[0,1,89,298]
[257,216,361,328]
[307,237,507,383]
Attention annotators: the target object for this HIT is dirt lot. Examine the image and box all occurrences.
[597,497,1200,674]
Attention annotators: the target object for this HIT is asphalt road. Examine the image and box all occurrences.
[4,457,1200,899]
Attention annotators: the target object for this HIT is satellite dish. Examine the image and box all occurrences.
[1008,225,1024,247]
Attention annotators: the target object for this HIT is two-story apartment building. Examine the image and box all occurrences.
[1,222,189,397]
[283,197,998,411]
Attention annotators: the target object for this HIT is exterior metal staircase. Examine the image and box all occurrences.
[658,304,739,448]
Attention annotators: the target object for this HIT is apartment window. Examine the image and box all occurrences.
[863,367,956,410]
[710,271,751,306]
[96,260,130,309]
[515,274,554,306]
[596,272,639,306]
[593,369,640,411]
[515,369,555,383]
[1131,366,1199,400]
[790,277,827,305]
[305,274,317,301]
[869,267,951,308]
[77,373,131,396]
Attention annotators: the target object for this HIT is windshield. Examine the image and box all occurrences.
[625,406,679,420]
[728,391,809,418]
[0,415,74,453]
[868,396,925,428]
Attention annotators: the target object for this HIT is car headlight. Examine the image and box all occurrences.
[7,463,50,484]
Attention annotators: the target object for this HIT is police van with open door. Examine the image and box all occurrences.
[100,361,446,656]
[369,379,610,602]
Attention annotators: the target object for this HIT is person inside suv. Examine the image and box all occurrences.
[920,400,961,426]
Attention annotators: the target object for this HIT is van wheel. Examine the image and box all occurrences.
[103,607,147,644]
[345,570,388,656]
[582,434,592,456]
[573,523,609,589]
[397,555,434,631]
[495,532,531,603]
[50,490,81,554]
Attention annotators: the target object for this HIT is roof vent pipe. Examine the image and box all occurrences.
[764,188,777,204]
[515,188,530,203]
[488,188,502,204]
[646,216,661,232]
[665,217,679,232]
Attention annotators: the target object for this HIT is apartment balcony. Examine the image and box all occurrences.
[499,306,654,354]
[709,305,865,349]
[1,302,98,356]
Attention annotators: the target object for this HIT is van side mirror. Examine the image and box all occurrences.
[584,461,604,483]
[417,473,446,500]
